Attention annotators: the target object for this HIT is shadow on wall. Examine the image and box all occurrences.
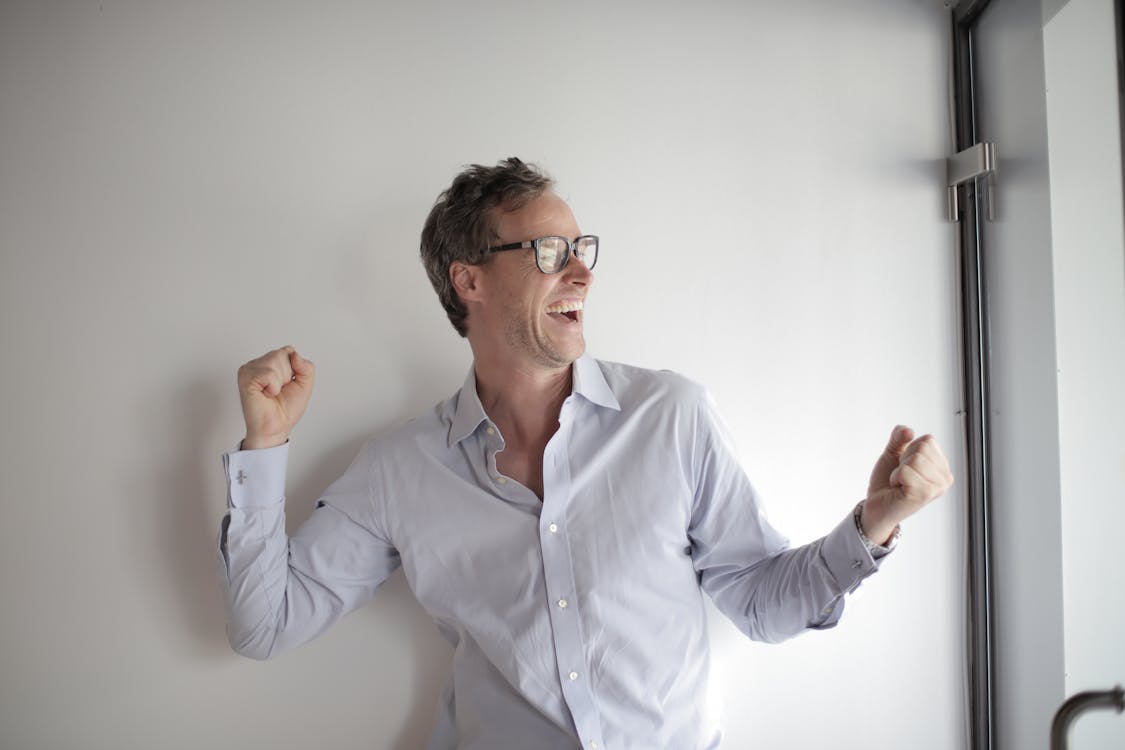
[143,376,236,663]
[122,371,452,743]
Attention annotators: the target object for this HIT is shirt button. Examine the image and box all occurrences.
[486,426,495,435]
[852,559,862,569]
[548,522,558,533]
[569,671,579,681]
[558,598,568,609]
[590,742,599,749]
[497,477,507,485]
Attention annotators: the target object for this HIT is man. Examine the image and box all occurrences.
[219,158,953,749]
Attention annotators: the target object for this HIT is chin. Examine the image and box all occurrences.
[537,340,584,369]
[556,334,586,361]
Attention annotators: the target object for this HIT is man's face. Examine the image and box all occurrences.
[473,192,593,370]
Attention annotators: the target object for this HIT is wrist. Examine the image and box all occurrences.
[241,434,288,450]
[859,498,901,548]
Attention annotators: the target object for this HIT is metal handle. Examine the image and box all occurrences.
[1050,685,1124,750]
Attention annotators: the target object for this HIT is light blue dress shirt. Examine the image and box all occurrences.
[218,355,885,749]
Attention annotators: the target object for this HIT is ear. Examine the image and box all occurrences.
[450,261,485,304]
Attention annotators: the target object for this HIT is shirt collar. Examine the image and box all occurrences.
[572,352,621,412]
[447,353,621,448]
[448,366,489,448]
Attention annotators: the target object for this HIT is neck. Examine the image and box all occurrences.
[472,352,574,446]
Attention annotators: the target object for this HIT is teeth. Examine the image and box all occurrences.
[545,300,584,314]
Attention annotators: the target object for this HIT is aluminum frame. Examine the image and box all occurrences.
[949,2,997,749]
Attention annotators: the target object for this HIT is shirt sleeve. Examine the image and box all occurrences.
[686,392,885,644]
[217,439,401,660]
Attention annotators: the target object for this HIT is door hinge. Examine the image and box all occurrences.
[947,142,997,222]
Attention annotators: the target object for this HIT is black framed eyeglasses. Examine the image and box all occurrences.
[484,235,599,274]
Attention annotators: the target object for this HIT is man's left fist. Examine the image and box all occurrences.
[861,425,954,546]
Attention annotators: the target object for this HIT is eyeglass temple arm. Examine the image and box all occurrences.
[485,241,532,253]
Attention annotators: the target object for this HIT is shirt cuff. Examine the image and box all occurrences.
[222,440,289,509]
[820,510,881,595]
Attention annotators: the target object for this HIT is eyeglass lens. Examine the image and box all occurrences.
[536,236,597,273]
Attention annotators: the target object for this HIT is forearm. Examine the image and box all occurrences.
[702,512,881,644]
[218,442,298,659]
[218,441,344,660]
[217,439,401,660]
[218,500,292,659]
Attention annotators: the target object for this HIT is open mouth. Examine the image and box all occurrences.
[545,300,583,324]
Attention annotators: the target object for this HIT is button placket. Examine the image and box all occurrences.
[538,406,604,748]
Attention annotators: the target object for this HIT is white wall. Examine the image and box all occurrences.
[1044,0,1125,747]
[0,2,962,748]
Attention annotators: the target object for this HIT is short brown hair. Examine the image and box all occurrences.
[420,157,554,336]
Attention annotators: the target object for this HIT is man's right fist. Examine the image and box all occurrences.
[237,345,316,450]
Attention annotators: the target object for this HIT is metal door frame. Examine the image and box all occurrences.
[947,2,996,748]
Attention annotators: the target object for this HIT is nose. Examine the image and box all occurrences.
[563,252,594,286]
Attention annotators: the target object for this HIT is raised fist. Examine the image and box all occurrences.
[236,345,315,450]
[862,425,954,545]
